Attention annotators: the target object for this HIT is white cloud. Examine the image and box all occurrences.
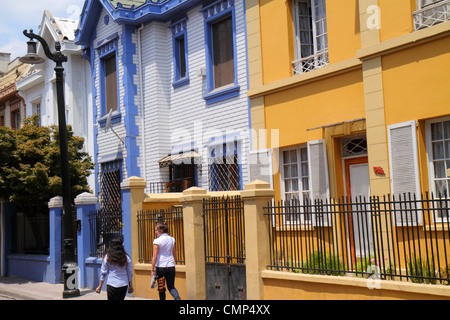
[0,0,85,60]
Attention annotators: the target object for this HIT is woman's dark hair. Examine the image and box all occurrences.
[106,237,128,267]
[155,221,169,234]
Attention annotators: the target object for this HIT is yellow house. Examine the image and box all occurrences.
[245,0,449,273]
[247,0,449,202]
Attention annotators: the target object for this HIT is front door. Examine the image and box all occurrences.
[345,157,373,258]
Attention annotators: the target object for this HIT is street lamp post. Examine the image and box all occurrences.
[20,29,80,298]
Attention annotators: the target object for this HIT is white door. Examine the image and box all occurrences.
[348,163,373,257]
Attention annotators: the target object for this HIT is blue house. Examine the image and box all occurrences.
[75,0,262,260]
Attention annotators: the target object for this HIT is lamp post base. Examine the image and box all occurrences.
[62,263,80,298]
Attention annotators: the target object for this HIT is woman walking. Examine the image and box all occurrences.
[152,221,181,300]
[96,237,134,300]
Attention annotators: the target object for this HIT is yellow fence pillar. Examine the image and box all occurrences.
[121,176,147,281]
[241,180,275,300]
[180,187,210,300]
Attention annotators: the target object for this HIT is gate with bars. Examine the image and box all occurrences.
[202,196,246,300]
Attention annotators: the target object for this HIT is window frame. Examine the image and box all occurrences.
[202,3,240,105]
[208,140,242,191]
[280,145,312,225]
[97,34,121,128]
[170,18,190,88]
[292,0,329,74]
[425,116,450,208]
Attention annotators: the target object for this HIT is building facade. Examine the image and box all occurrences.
[16,10,95,190]
[0,55,27,131]
[247,0,450,201]
[76,0,252,212]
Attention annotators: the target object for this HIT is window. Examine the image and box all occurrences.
[99,160,122,212]
[201,2,240,104]
[171,18,189,88]
[212,16,234,89]
[282,147,310,203]
[292,0,329,75]
[104,54,118,115]
[414,0,449,30]
[10,109,20,130]
[0,107,4,127]
[177,35,187,79]
[427,117,450,198]
[209,141,241,191]
[32,102,41,126]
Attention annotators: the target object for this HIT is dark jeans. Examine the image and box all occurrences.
[106,285,128,300]
[156,266,181,300]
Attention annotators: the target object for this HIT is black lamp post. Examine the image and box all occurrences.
[20,29,80,298]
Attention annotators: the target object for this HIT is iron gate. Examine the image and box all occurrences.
[203,196,246,300]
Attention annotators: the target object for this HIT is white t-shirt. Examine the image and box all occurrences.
[153,233,176,268]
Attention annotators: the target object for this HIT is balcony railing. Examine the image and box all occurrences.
[414,0,450,30]
[292,50,329,76]
[148,178,195,193]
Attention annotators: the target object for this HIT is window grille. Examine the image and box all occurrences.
[341,134,368,157]
[209,154,240,191]
[99,160,122,212]
[209,141,241,191]
[413,0,449,30]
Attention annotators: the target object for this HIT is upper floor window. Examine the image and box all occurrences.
[292,0,329,75]
[104,54,118,115]
[414,0,450,30]
[201,1,240,104]
[212,16,234,89]
[170,18,190,88]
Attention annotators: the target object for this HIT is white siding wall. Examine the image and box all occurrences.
[139,2,250,190]
[95,9,128,178]
[94,2,250,190]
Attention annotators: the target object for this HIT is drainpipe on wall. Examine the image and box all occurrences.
[137,23,147,191]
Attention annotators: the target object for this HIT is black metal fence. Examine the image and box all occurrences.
[265,193,450,285]
[136,206,185,264]
[203,196,245,264]
[88,208,123,258]
[10,212,49,255]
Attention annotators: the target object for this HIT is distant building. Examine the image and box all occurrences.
[16,10,95,191]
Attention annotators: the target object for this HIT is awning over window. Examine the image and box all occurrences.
[158,151,201,168]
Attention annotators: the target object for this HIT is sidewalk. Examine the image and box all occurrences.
[0,276,151,300]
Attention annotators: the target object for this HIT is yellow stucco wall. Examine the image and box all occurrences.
[382,37,450,126]
[264,69,365,148]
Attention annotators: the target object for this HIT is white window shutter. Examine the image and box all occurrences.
[307,139,330,226]
[388,121,423,226]
[248,149,273,187]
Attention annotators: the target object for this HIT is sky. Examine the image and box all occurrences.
[0,0,86,61]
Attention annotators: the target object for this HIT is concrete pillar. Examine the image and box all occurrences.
[75,192,98,288]
[180,187,210,300]
[241,180,274,300]
[48,196,63,284]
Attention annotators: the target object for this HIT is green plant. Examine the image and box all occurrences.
[407,256,437,284]
[296,251,346,276]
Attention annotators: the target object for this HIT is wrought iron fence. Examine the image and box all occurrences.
[265,193,450,285]
[136,206,185,264]
[88,208,123,258]
[203,196,245,264]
